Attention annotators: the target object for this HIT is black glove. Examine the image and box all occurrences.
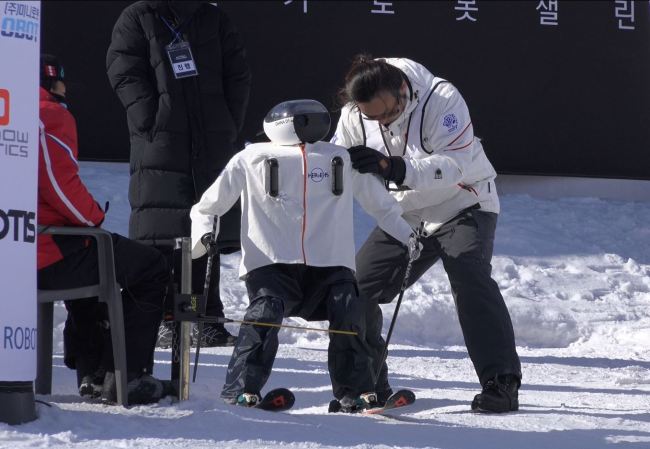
[200,232,218,257]
[347,145,406,184]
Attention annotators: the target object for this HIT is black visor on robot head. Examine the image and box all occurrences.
[40,54,65,91]
[263,99,331,145]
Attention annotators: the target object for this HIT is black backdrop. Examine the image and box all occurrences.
[42,1,650,179]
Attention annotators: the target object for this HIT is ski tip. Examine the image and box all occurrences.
[256,388,295,412]
[363,389,416,415]
[270,387,295,401]
[391,389,416,403]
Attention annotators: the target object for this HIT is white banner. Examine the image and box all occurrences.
[0,0,40,381]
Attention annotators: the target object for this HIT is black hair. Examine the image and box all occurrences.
[336,54,405,107]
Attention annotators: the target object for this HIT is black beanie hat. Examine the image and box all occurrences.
[40,54,65,90]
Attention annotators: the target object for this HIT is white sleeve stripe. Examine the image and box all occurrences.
[39,121,95,226]
[46,132,78,166]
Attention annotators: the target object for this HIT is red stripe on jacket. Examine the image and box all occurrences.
[447,121,472,146]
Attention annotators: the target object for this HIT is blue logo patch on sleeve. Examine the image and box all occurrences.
[442,114,458,133]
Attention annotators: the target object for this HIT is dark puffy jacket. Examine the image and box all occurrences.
[106,0,251,250]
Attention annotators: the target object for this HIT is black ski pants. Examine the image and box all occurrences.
[356,207,521,392]
[221,264,374,401]
[38,233,169,378]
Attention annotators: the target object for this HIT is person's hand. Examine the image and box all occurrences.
[200,232,218,257]
[407,233,423,261]
[347,145,406,184]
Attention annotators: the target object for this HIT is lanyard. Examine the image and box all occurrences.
[161,16,183,45]
[161,14,199,79]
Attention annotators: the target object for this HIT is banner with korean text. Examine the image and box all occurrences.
[0,0,40,381]
[43,1,650,179]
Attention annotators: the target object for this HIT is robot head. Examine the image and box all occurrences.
[263,99,331,145]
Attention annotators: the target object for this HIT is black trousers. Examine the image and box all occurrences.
[356,208,521,391]
[38,233,169,377]
[221,264,374,401]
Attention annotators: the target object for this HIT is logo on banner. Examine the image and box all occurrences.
[0,88,8,125]
[0,208,36,243]
[0,88,29,159]
[3,325,36,351]
[0,0,39,382]
[1,1,40,42]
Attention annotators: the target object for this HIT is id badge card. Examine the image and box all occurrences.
[166,41,198,79]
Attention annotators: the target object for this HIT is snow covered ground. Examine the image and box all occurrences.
[2,161,650,449]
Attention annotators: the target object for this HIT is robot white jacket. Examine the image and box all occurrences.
[191,141,413,278]
[332,57,500,234]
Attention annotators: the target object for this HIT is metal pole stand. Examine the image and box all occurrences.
[0,381,36,425]
[170,237,192,401]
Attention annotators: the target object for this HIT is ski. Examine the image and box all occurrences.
[255,388,295,412]
[327,389,416,414]
[363,389,415,415]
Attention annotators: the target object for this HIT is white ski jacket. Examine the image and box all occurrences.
[332,58,500,235]
[190,141,413,278]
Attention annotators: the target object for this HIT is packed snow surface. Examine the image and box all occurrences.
[2,162,649,449]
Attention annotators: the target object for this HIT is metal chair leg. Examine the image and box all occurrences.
[35,302,54,395]
[106,285,128,406]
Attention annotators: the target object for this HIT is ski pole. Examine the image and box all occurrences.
[374,223,423,384]
[192,217,217,382]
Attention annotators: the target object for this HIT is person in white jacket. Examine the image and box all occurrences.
[332,55,521,413]
[190,99,416,412]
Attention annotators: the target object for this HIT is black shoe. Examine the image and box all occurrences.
[471,374,520,413]
[78,367,105,399]
[101,371,176,405]
[195,323,236,347]
[328,399,342,413]
[126,374,175,405]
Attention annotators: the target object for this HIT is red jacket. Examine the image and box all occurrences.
[37,88,105,269]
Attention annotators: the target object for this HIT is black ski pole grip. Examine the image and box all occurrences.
[265,158,279,197]
[331,156,343,196]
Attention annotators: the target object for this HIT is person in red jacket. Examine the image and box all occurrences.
[37,54,174,405]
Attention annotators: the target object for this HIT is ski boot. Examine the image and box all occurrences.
[236,392,261,407]
[328,392,378,413]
